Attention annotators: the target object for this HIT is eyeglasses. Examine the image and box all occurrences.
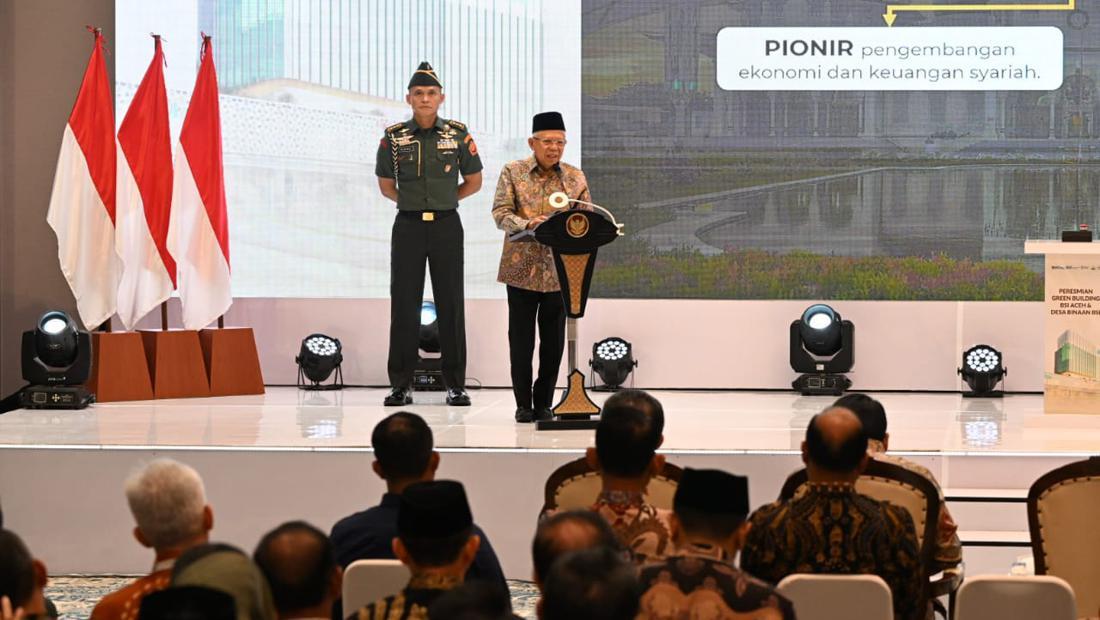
[533,138,567,147]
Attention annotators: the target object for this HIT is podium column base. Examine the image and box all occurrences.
[86,332,154,402]
[140,330,211,399]
[199,327,265,396]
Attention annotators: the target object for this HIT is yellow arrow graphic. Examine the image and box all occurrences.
[883,0,1075,26]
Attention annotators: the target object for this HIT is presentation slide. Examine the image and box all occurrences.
[118,0,1098,301]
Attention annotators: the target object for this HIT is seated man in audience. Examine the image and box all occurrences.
[539,547,640,620]
[254,521,343,620]
[532,510,624,590]
[172,542,277,618]
[330,412,506,597]
[349,480,483,619]
[92,458,214,620]
[0,529,49,619]
[584,389,673,565]
[835,393,962,570]
[741,407,923,620]
[637,468,795,620]
[428,580,519,620]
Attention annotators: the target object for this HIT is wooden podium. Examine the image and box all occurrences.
[528,198,623,430]
[1025,240,1100,414]
[85,332,154,402]
[140,330,211,399]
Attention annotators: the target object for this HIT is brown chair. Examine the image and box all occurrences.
[539,456,684,518]
[779,459,962,618]
[1027,456,1100,617]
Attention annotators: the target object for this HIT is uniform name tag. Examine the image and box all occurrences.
[437,139,458,150]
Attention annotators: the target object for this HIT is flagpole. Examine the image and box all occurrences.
[217,315,224,329]
[160,301,168,331]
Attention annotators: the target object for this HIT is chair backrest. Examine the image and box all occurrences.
[342,559,410,614]
[1027,456,1100,616]
[779,459,940,566]
[776,574,893,620]
[539,456,684,516]
[955,575,1076,620]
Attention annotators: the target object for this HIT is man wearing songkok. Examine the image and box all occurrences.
[581,389,675,565]
[91,458,214,620]
[377,61,483,408]
[637,468,796,620]
[492,111,591,423]
[350,480,485,620]
[741,407,923,620]
[835,393,962,570]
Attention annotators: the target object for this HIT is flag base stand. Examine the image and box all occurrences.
[140,330,211,399]
[85,332,154,402]
[199,327,265,396]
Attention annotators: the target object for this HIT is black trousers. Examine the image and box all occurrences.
[388,211,466,389]
[507,285,566,409]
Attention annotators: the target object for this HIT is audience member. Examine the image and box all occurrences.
[92,459,214,620]
[350,480,483,619]
[0,529,48,619]
[637,468,795,620]
[138,586,236,620]
[330,412,506,597]
[835,393,962,569]
[582,389,673,565]
[539,547,639,620]
[254,521,342,620]
[427,580,518,620]
[171,543,277,620]
[741,407,923,620]
[531,510,622,588]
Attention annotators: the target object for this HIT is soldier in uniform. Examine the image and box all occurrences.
[377,62,482,407]
[491,112,590,423]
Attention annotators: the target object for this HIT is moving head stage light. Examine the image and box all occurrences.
[958,344,1006,397]
[591,337,637,391]
[296,334,344,390]
[21,310,94,409]
[790,304,854,396]
[414,301,444,391]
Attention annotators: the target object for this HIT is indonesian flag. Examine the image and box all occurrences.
[116,36,175,330]
[168,35,231,330]
[46,28,120,330]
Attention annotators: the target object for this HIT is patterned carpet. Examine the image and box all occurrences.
[45,576,540,619]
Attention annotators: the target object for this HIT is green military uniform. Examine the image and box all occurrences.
[377,63,483,399]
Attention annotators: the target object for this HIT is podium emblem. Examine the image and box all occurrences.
[566,213,589,238]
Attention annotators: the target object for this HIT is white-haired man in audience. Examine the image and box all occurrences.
[91,458,214,620]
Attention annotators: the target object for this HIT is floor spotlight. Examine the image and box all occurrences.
[414,301,444,391]
[790,304,854,396]
[20,310,94,409]
[958,344,1005,397]
[590,337,637,391]
[296,334,343,390]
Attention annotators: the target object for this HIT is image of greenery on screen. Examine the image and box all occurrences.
[582,0,1100,301]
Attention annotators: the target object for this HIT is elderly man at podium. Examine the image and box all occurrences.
[492,112,592,424]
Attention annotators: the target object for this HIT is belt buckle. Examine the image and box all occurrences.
[422,212,435,222]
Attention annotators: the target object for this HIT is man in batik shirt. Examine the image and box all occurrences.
[638,468,795,620]
[491,111,591,424]
[741,408,923,620]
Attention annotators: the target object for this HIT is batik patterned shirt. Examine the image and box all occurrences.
[351,574,460,620]
[491,156,591,292]
[741,482,923,620]
[590,489,675,566]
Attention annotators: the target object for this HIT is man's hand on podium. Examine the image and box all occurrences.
[527,214,550,230]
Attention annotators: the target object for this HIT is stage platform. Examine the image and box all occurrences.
[1,388,1097,580]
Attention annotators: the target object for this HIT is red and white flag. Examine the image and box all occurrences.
[116,35,175,330]
[46,28,120,330]
[168,35,232,330]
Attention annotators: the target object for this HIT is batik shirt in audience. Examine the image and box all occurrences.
[741,482,923,620]
[637,542,796,620]
[90,558,175,620]
[590,489,675,566]
[350,574,461,620]
[868,439,963,569]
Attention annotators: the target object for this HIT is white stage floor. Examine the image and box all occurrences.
[1,387,1098,454]
[0,388,1096,579]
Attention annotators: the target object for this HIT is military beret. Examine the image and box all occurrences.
[408,61,442,89]
[532,111,565,133]
[398,480,474,539]
[673,468,750,517]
